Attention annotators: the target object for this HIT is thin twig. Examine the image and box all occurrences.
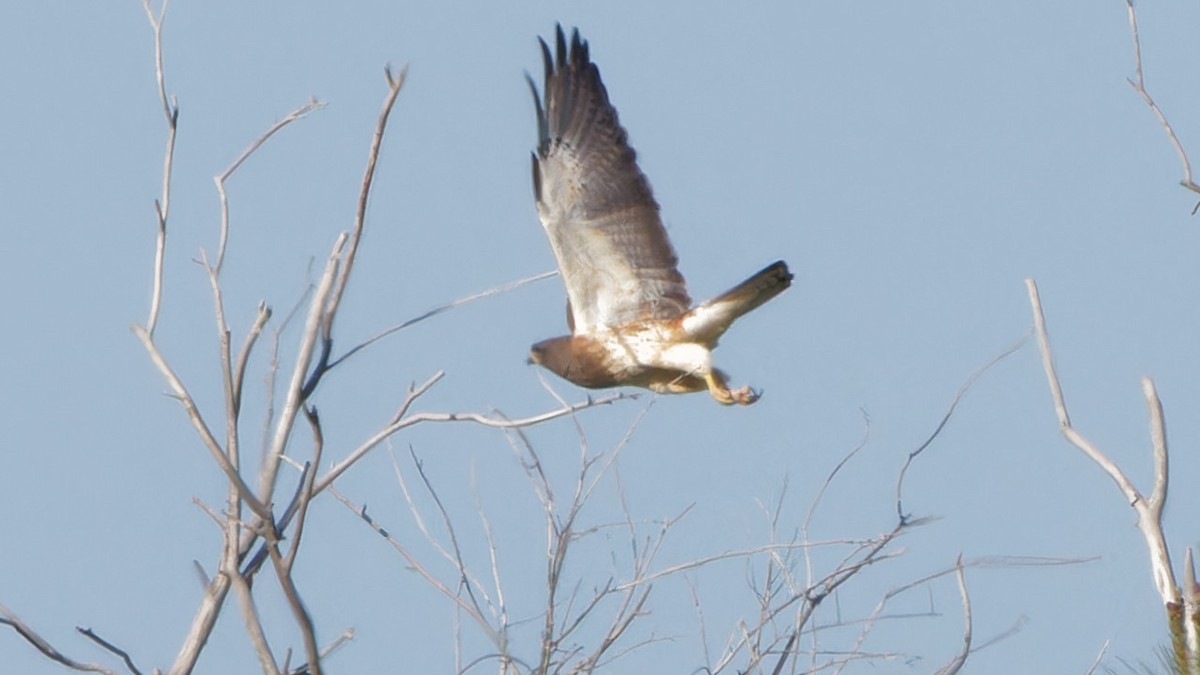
[845,555,1047,672]
[283,629,354,674]
[232,303,272,420]
[472,467,511,643]
[141,0,177,336]
[322,66,408,338]
[721,524,906,675]
[896,332,1028,522]
[793,410,870,671]
[328,487,501,644]
[77,628,144,675]
[240,376,613,584]
[614,541,831,592]
[317,628,355,660]
[1084,639,1110,675]
[932,557,972,675]
[329,270,556,370]
[214,98,325,274]
[314,385,632,495]
[1124,0,1200,199]
[406,447,498,634]
[0,603,115,674]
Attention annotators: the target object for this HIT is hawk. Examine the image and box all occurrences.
[526,26,793,405]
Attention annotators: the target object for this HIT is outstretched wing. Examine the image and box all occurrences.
[528,25,690,334]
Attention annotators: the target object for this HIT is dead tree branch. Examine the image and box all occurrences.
[141,0,177,336]
[932,557,971,675]
[895,333,1028,523]
[214,99,326,274]
[1027,277,1197,672]
[1123,0,1200,199]
[0,602,116,674]
[1026,279,1176,603]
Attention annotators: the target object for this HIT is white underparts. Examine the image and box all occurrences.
[594,325,712,377]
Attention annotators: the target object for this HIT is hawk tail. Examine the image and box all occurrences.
[712,260,792,321]
[683,261,792,344]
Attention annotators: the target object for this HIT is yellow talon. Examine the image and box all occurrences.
[705,371,761,406]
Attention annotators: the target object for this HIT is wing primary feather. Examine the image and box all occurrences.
[525,72,546,146]
[538,38,553,100]
[555,24,568,70]
[571,27,588,68]
[530,152,542,202]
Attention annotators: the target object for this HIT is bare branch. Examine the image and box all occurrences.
[322,65,408,337]
[214,98,325,274]
[229,570,281,675]
[327,487,500,643]
[259,233,346,503]
[472,469,510,641]
[282,410,322,573]
[232,303,272,419]
[1124,0,1200,198]
[328,270,557,370]
[1142,377,1169,517]
[896,332,1028,522]
[932,557,971,675]
[242,383,618,589]
[713,514,928,675]
[316,628,355,661]
[404,392,633,431]
[614,541,830,592]
[169,572,232,675]
[404,447,499,635]
[1028,279,1141,496]
[687,579,712,668]
[844,555,1056,672]
[132,324,271,520]
[0,603,116,674]
[314,383,632,495]
[266,536,321,675]
[77,628,144,675]
[141,0,178,336]
[313,371,441,492]
[1026,278,1179,605]
[1084,639,1110,675]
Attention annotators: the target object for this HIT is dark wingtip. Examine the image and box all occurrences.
[538,36,552,86]
[767,260,793,284]
[525,71,547,146]
[570,27,588,67]
[554,24,568,69]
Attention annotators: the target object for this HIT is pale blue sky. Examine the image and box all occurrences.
[3,1,1200,673]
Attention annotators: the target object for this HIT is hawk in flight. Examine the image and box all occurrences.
[526,26,792,405]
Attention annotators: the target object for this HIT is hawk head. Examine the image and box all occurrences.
[529,335,621,389]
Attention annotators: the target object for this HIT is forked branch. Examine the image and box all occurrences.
[1028,279,1200,672]
[0,603,117,674]
[1026,278,1178,606]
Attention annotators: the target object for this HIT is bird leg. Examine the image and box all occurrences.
[704,370,761,406]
